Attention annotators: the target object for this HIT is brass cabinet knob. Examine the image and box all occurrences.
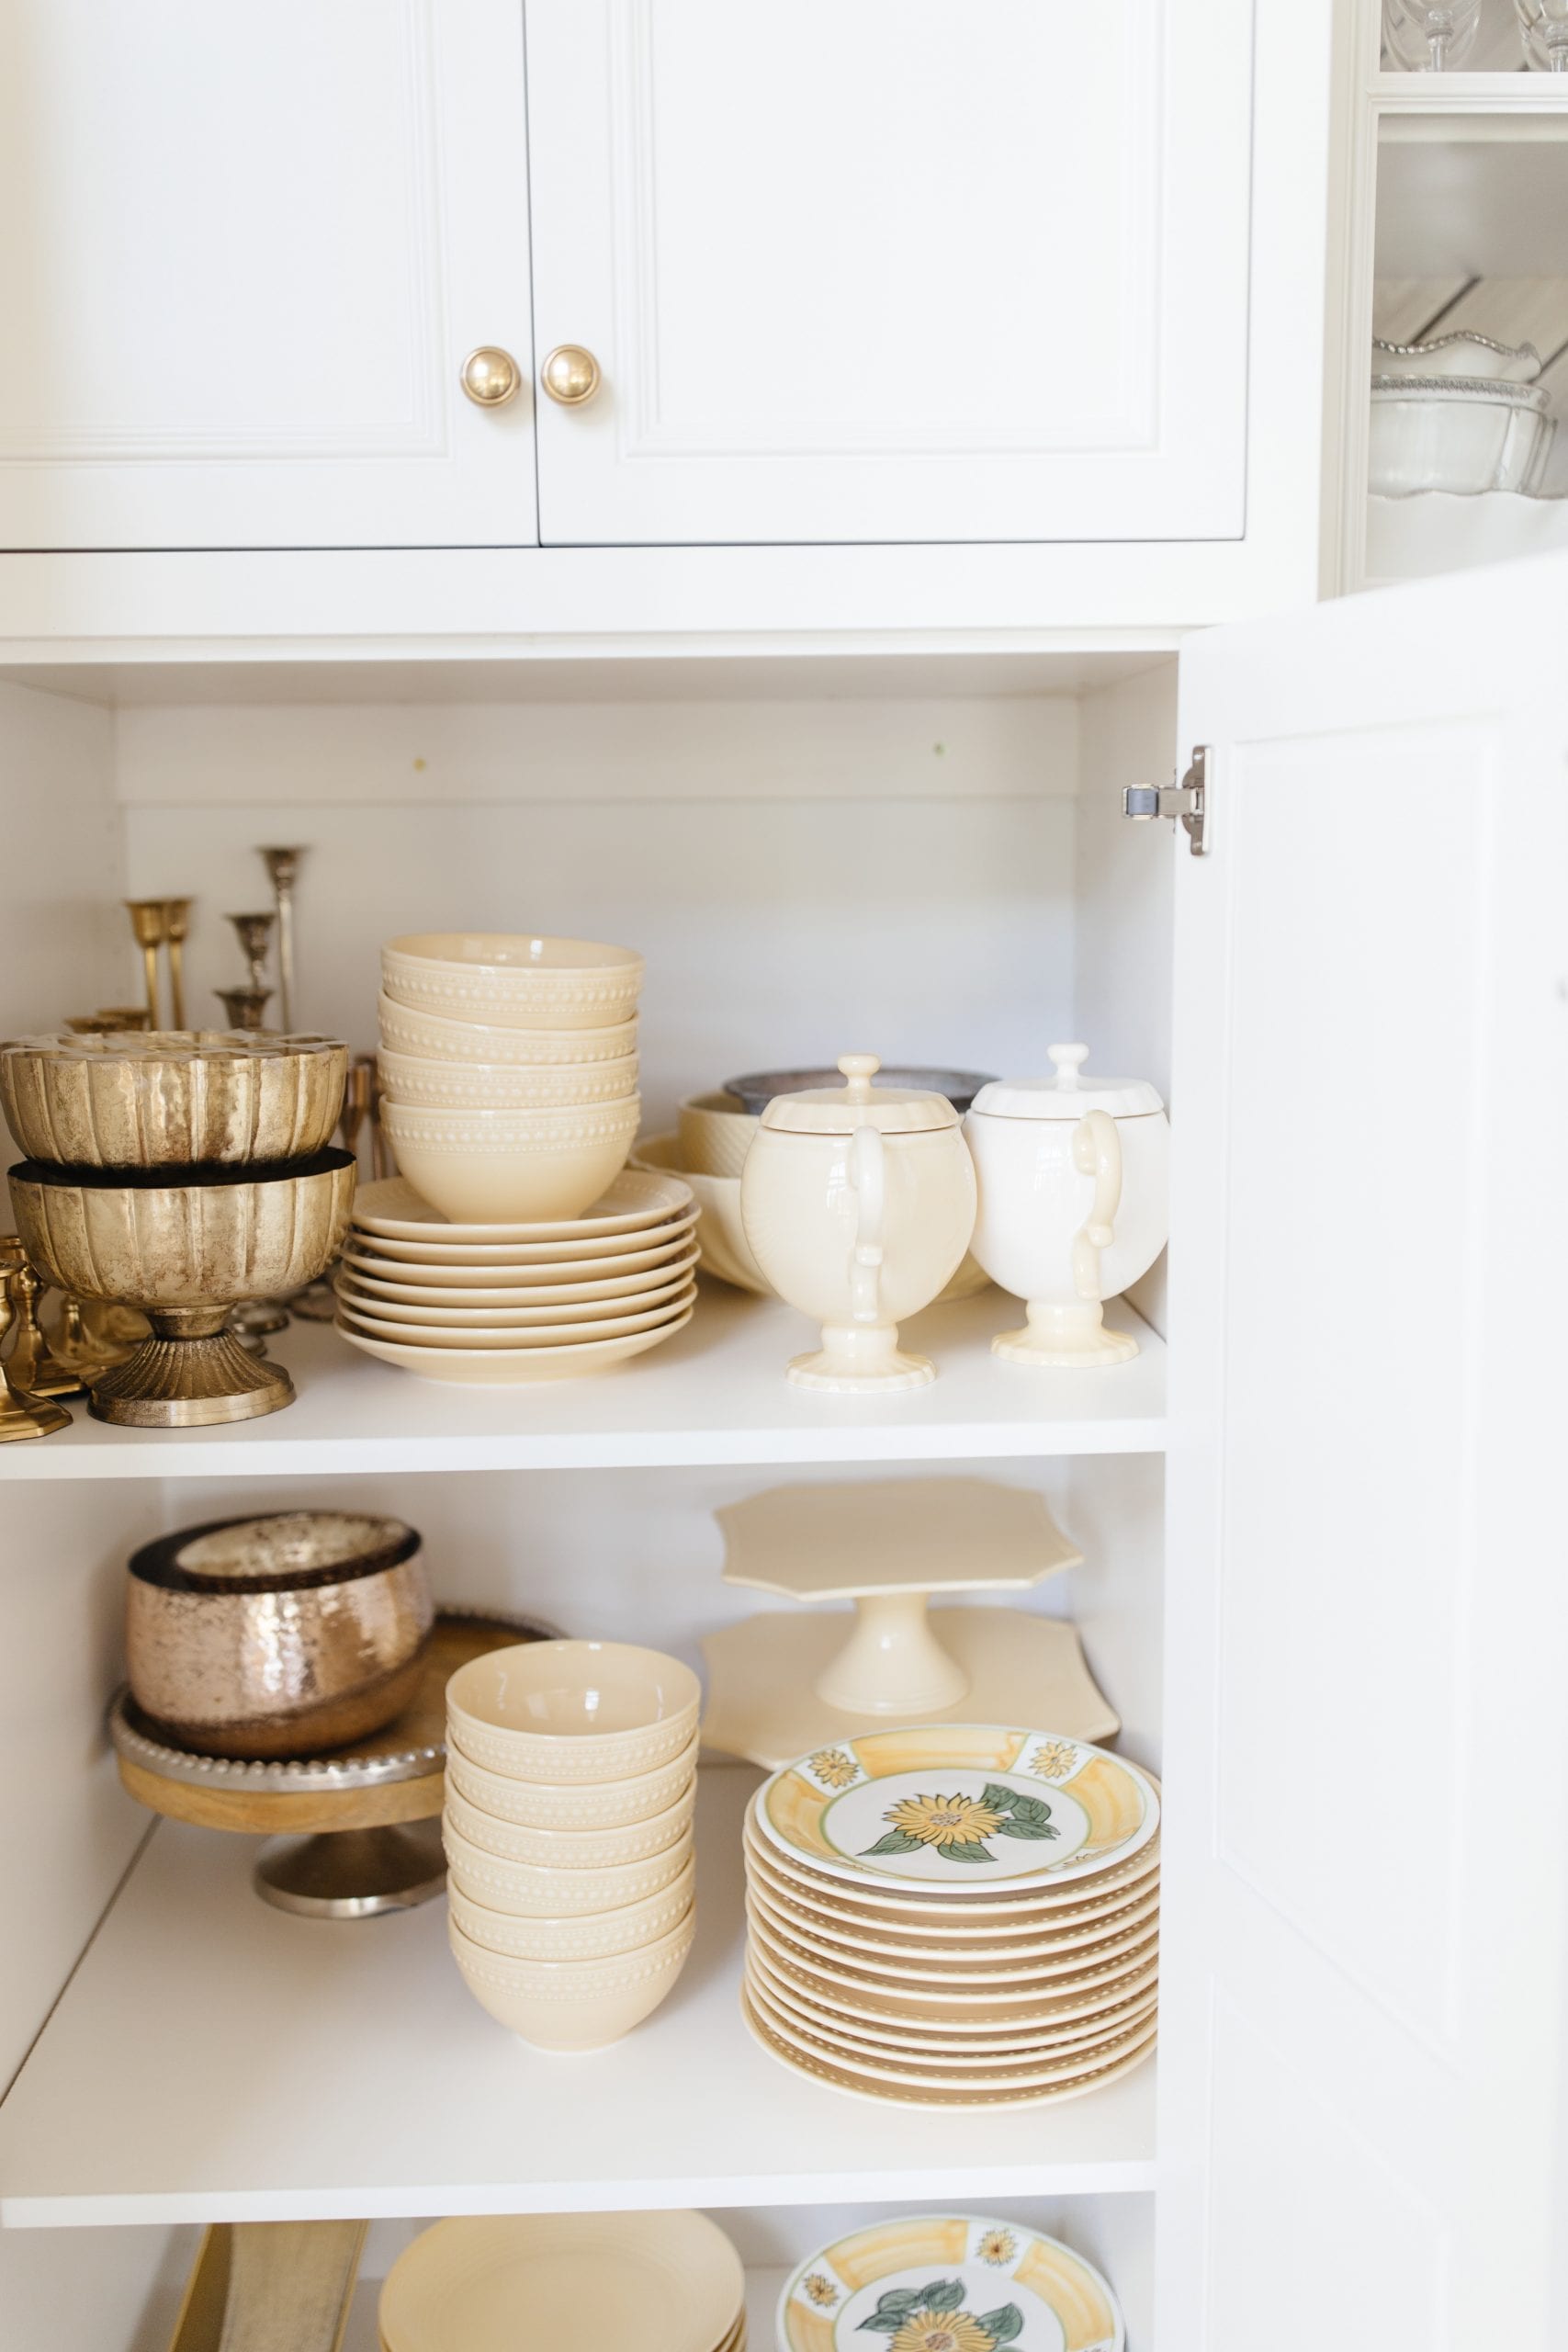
[540,345,603,406]
[459,347,523,408]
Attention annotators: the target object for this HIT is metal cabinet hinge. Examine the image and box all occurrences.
[1122,744,1209,856]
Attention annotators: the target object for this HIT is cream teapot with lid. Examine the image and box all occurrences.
[964,1042,1169,1367]
[739,1054,977,1392]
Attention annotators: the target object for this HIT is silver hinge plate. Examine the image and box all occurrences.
[1122,745,1209,856]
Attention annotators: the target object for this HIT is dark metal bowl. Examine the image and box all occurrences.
[722,1065,998,1118]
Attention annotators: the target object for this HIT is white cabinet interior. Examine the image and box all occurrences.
[0,3,536,551]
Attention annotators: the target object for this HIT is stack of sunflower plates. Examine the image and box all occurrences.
[777,2214,1124,2352]
[379,2211,747,2352]
[333,1170,698,1385]
[742,1725,1159,2109]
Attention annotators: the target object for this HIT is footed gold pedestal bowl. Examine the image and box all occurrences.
[9,1148,355,1427]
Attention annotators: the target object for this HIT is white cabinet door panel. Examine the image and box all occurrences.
[1158,558,1568,2346]
[525,0,1251,545]
[0,3,536,549]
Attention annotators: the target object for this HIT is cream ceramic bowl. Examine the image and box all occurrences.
[381,1096,639,1224]
[675,1091,758,1180]
[378,994,638,1067]
[448,1858,695,1961]
[443,1781,696,1870]
[446,1638,702,1782]
[446,1730,701,1827]
[381,934,644,1033]
[377,1046,639,1112]
[630,1135,773,1294]
[443,1815,694,1915]
[448,1908,695,2049]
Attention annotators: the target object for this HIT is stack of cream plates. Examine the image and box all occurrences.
[334,1170,699,1385]
[777,2213,1124,2352]
[742,1725,1159,2109]
[379,2211,747,2352]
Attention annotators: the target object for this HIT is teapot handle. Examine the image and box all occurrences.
[849,1122,886,1323]
[1070,1109,1121,1303]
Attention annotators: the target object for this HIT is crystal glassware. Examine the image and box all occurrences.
[1383,0,1481,68]
[1517,0,1568,67]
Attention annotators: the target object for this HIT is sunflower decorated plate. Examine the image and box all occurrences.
[756,1729,1158,1893]
[747,1939,1163,2050]
[777,2215,1124,2352]
[743,1807,1160,1929]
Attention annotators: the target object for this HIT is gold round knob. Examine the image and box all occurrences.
[541,345,603,406]
[459,347,522,408]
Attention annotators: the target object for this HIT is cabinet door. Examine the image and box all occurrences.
[1159,560,1568,2346]
[0,3,535,550]
[525,0,1252,546]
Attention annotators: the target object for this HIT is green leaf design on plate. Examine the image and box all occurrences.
[979,1781,1019,1815]
[861,1828,925,1858]
[1005,1792,1055,1828]
[976,2303,1025,2345]
[915,2278,966,2313]
[858,2287,922,2333]
[994,1815,1061,1841]
[933,1838,996,1863]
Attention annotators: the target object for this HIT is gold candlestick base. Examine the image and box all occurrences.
[51,1295,130,1379]
[6,1264,85,1397]
[0,1273,71,1442]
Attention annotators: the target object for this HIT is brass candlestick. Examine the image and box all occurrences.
[124,901,171,1028]
[259,846,306,1030]
[0,1264,71,1442]
[64,1008,152,1035]
[214,984,273,1031]
[161,898,194,1029]
[6,1264,84,1398]
[50,1295,131,1380]
[227,910,275,995]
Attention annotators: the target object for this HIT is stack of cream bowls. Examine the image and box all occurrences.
[333,1170,699,1385]
[377,932,644,1225]
[443,1638,702,2051]
[741,1724,1160,2109]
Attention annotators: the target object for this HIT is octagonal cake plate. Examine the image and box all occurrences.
[755,1727,1159,1893]
[777,2214,1124,2352]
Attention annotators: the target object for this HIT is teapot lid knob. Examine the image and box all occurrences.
[1047,1042,1089,1091]
[837,1053,881,1102]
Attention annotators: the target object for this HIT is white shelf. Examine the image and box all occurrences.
[0,1770,1156,2228]
[0,1283,1167,1482]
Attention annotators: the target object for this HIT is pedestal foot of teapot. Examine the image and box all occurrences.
[992,1299,1139,1368]
[786,1322,935,1393]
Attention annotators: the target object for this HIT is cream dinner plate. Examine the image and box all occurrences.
[744,1874,1162,1973]
[338,1238,699,1304]
[743,1965,1154,2091]
[334,1302,695,1385]
[756,1728,1158,1893]
[743,1844,1158,1955]
[348,1207,699,1272]
[353,1170,694,1243]
[746,1897,1159,1998]
[776,2213,1125,2352]
[336,1259,698,1327]
[746,1937,1162,2049]
[740,1983,1157,2112]
[744,1815,1159,1931]
[379,2211,744,2352]
[747,1941,1159,2061]
[748,1916,1159,2028]
[337,1285,694,1350]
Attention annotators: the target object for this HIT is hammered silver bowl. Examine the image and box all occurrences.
[126,1510,434,1758]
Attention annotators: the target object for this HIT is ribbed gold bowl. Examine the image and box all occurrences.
[8,1148,355,1425]
[0,1030,347,1167]
[126,1510,434,1758]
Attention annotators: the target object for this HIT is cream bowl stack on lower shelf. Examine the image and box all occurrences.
[442,1638,702,2050]
[377,932,645,1224]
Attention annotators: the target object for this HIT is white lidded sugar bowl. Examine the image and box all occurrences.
[964,1042,1169,1367]
[739,1054,977,1393]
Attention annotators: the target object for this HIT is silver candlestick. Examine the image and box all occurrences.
[258,846,307,1031]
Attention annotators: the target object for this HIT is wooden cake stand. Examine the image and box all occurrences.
[110,1608,555,1918]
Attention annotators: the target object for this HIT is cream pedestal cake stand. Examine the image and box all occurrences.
[700,1477,1119,1768]
[110,1608,556,1917]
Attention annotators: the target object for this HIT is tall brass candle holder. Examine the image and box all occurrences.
[50,1293,131,1382]
[0,1251,71,1442]
[259,846,306,1030]
[214,984,273,1030]
[6,1262,84,1398]
[161,898,194,1029]
[123,901,171,1028]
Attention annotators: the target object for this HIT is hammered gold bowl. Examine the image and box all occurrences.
[0,1031,348,1167]
[8,1148,355,1425]
[126,1510,434,1758]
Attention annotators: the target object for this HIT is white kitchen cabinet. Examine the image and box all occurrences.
[525,0,1254,547]
[1,559,1563,2345]
[0,3,536,551]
